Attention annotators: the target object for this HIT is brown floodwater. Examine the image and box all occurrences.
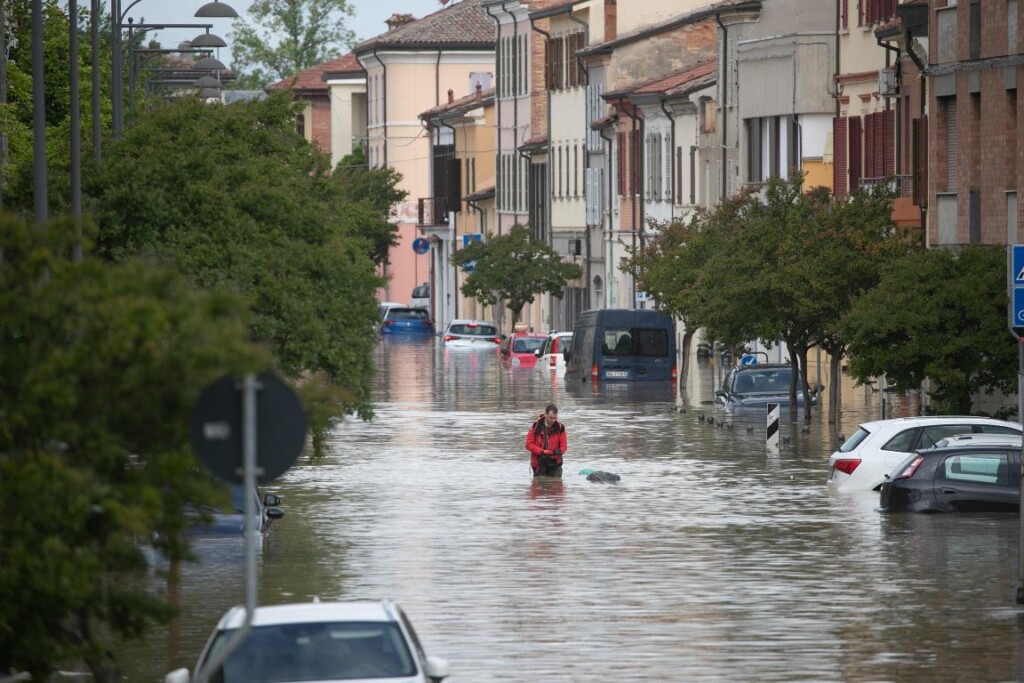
[117,337,1024,682]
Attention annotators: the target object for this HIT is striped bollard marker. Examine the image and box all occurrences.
[766,403,780,454]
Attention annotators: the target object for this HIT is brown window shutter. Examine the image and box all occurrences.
[849,116,863,190]
[617,131,625,195]
[841,0,848,29]
[833,116,848,197]
[912,115,928,208]
[883,109,895,176]
[545,38,552,91]
[864,114,876,180]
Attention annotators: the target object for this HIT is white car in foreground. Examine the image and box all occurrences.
[165,599,449,683]
[827,416,1022,491]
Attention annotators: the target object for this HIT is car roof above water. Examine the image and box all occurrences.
[217,600,396,630]
[855,416,1023,432]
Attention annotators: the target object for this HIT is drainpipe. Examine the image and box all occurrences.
[835,0,841,119]
[903,25,927,243]
[660,97,676,221]
[440,116,460,320]
[601,126,615,308]
[373,47,388,167]
[621,100,643,307]
[486,2,511,229]
[715,14,728,200]
[530,17,553,248]
[567,11,591,302]
[435,48,443,107]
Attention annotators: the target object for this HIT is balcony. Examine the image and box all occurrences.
[417,197,450,227]
[860,175,913,199]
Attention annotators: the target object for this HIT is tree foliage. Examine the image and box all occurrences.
[0,215,267,681]
[842,246,1015,414]
[229,0,356,89]
[83,93,383,436]
[333,145,406,266]
[450,225,583,323]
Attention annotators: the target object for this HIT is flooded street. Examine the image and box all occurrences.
[124,338,1024,681]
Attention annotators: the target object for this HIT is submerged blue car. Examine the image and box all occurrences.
[380,307,435,335]
[189,484,284,535]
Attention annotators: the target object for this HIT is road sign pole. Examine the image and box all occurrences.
[766,403,780,454]
[1018,342,1024,605]
[194,375,262,683]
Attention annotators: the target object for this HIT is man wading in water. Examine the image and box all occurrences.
[525,404,567,477]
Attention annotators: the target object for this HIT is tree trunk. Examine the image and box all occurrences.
[679,329,694,388]
[788,353,800,420]
[828,351,842,424]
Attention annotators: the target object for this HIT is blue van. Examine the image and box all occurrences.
[565,309,676,382]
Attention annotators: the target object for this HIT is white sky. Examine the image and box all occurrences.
[130,0,441,72]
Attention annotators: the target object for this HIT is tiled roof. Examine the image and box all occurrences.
[582,0,760,54]
[355,0,495,52]
[465,184,495,202]
[420,87,495,119]
[528,0,589,20]
[629,61,717,96]
[267,53,363,93]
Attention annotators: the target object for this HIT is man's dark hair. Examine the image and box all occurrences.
[545,403,558,414]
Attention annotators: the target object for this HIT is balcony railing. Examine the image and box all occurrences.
[417,197,450,227]
[860,175,913,199]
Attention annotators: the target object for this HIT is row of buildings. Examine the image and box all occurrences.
[273,0,1019,335]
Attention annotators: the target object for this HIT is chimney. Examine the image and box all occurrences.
[604,0,617,43]
[448,88,454,103]
[385,13,415,31]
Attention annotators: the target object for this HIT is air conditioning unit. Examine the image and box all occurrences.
[878,67,899,98]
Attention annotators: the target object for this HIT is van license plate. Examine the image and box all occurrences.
[605,370,629,378]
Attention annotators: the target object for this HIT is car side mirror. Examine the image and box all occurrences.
[714,390,726,397]
[425,656,450,682]
[263,493,281,507]
[164,669,190,683]
[267,507,285,520]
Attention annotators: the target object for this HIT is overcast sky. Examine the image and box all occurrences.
[131,0,440,70]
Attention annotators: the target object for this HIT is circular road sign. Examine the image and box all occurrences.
[412,237,430,254]
[190,372,307,484]
[740,355,759,366]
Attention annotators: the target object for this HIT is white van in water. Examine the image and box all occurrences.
[409,283,430,309]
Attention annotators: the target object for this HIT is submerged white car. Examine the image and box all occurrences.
[165,599,449,683]
[827,416,1022,491]
[441,319,501,348]
[534,331,573,377]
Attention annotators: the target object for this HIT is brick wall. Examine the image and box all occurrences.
[530,17,551,137]
[607,19,716,93]
[309,97,332,154]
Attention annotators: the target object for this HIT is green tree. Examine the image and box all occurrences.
[450,225,583,323]
[83,93,382,445]
[0,215,267,681]
[333,145,406,266]
[230,0,356,89]
[842,245,1015,414]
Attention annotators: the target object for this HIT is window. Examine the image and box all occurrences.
[939,453,1011,486]
[882,428,919,453]
[295,112,305,138]
[919,424,977,449]
[701,98,716,133]
[970,0,981,59]
[861,0,897,25]
[601,328,668,357]
[943,97,958,189]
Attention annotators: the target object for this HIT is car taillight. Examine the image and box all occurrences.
[423,320,434,328]
[671,364,677,382]
[550,354,556,368]
[490,337,501,343]
[895,455,924,480]
[443,335,455,342]
[833,459,861,475]
[591,364,598,380]
[382,320,394,326]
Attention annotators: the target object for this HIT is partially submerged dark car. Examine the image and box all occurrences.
[879,434,1021,513]
[189,484,284,535]
[714,363,821,411]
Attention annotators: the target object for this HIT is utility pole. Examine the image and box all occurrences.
[33,0,48,226]
[1,0,9,210]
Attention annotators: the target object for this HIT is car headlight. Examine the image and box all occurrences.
[512,357,521,366]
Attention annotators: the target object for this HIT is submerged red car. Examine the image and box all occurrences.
[500,332,547,368]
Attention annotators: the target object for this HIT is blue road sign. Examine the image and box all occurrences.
[412,237,430,254]
[1014,246,1024,285]
[1014,287,1024,328]
[462,233,482,247]
[741,355,758,366]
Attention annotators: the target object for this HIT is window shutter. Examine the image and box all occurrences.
[946,99,958,189]
[663,133,672,201]
[841,0,848,29]
[883,109,895,177]
[632,129,641,195]
[617,131,625,195]
[864,113,876,180]
[675,146,683,204]
[545,38,552,91]
[849,116,862,191]
[912,115,928,208]
[833,116,848,197]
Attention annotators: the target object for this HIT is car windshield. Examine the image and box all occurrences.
[386,308,429,321]
[449,324,497,336]
[732,369,795,394]
[838,427,871,453]
[204,621,417,682]
[513,337,545,353]
[412,285,429,298]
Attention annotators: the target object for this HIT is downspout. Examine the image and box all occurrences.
[567,11,591,300]
[877,36,902,175]
[486,2,511,230]
[715,14,728,200]
[903,25,927,243]
[601,126,615,308]
[373,47,388,167]
[621,100,643,307]
[835,0,841,119]
[440,116,460,320]
[530,18,553,248]
[660,97,676,221]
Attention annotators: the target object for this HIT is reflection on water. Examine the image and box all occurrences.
[119,339,1024,682]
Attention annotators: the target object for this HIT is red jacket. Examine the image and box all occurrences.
[525,416,567,468]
